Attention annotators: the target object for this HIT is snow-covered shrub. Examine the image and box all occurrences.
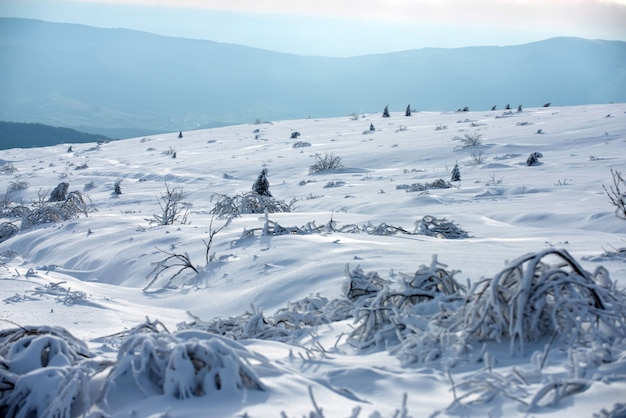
[144,248,198,292]
[48,182,69,202]
[463,248,626,355]
[0,162,18,174]
[1,365,91,418]
[293,141,311,148]
[252,168,271,197]
[396,179,452,192]
[151,182,188,225]
[83,180,95,192]
[181,308,290,341]
[526,152,543,166]
[414,215,469,239]
[454,130,482,150]
[471,149,485,165]
[21,191,89,230]
[162,146,176,156]
[526,151,543,166]
[273,294,332,330]
[102,331,265,402]
[74,161,88,170]
[2,206,30,218]
[0,325,91,372]
[7,178,29,192]
[323,179,345,188]
[309,152,343,173]
[183,297,335,342]
[444,368,530,413]
[290,131,301,139]
[399,256,465,300]
[361,221,410,236]
[0,325,94,418]
[0,222,19,243]
[343,265,389,301]
[603,169,626,219]
[346,259,465,350]
[210,192,294,219]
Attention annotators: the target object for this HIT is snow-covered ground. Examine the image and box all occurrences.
[1,103,625,417]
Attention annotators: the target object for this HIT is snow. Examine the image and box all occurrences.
[1,103,625,417]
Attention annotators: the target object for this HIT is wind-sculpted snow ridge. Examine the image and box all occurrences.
[3,249,624,417]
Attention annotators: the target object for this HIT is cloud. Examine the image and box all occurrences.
[70,0,626,18]
[59,0,625,43]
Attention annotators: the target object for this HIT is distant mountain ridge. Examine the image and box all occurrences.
[1,18,625,139]
[0,121,111,149]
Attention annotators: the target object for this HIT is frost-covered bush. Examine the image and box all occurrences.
[603,169,626,219]
[526,151,543,166]
[309,152,343,173]
[180,297,334,342]
[0,162,18,174]
[7,179,29,192]
[396,179,453,192]
[83,180,95,192]
[151,182,188,225]
[0,222,19,243]
[0,325,93,418]
[210,192,294,219]
[454,130,482,150]
[48,182,69,202]
[343,265,389,301]
[21,191,89,230]
[3,206,30,218]
[293,141,311,148]
[463,248,626,355]
[323,179,345,188]
[347,258,465,349]
[102,331,265,402]
[414,215,469,239]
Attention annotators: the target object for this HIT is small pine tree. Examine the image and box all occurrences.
[252,168,271,197]
[526,152,543,166]
[382,105,390,118]
[369,123,375,131]
[178,131,183,138]
[451,162,461,182]
[113,179,122,195]
[405,104,411,117]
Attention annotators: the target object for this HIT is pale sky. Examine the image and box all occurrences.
[2,0,625,56]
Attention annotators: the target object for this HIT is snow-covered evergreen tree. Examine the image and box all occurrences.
[252,168,272,197]
[451,162,461,182]
[405,104,411,117]
[382,105,390,118]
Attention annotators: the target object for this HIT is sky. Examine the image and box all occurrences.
[1,0,626,56]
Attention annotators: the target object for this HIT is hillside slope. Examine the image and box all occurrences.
[0,104,625,417]
[1,17,625,137]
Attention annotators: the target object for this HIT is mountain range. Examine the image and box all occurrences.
[1,17,625,140]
